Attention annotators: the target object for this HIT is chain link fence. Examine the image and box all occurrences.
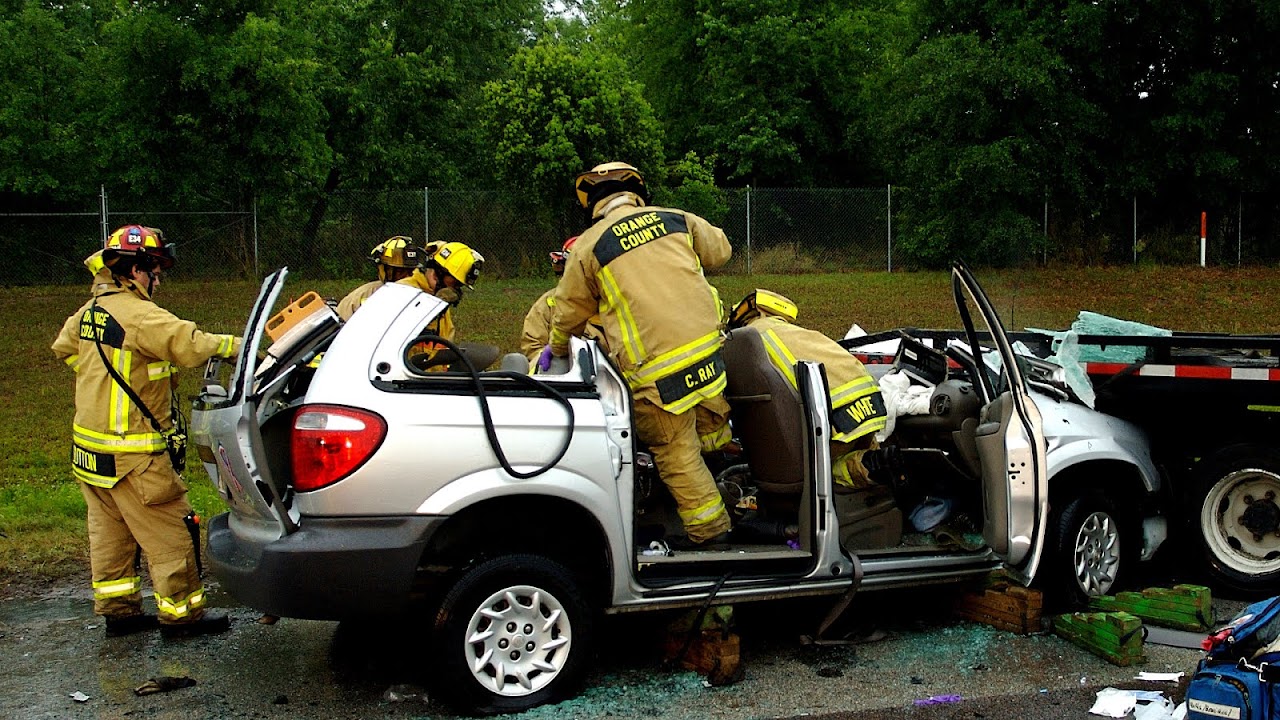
[7,186,1280,286]
[1042,192,1280,266]
[0,198,254,286]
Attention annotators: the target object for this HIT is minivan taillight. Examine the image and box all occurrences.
[291,405,387,492]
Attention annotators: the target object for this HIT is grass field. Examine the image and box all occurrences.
[3,264,1278,589]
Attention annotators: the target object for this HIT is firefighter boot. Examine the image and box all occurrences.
[160,611,231,639]
[105,613,160,637]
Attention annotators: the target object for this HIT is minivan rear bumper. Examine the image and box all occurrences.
[208,512,445,620]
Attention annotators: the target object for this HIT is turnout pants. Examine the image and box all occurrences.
[635,395,732,542]
[79,454,206,624]
[832,436,880,489]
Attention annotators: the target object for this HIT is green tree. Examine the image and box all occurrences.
[0,1,95,198]
[867,1,1108,267]
[89,2,329,206]
[609,0,904,186]
[478,42,665,239]
[652,152,729,224]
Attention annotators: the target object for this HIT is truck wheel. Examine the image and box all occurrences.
[429,554,592,714]
[1045,490,1126,605]
[1192,446,1280,594]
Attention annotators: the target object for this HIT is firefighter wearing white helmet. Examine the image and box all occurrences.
[52,225,240,638]
[398,241,488,370]
[728,289,889,488]
[543,161,735,548]
[336,236,431,321]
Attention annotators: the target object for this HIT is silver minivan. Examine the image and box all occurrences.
[191,263,1165,714]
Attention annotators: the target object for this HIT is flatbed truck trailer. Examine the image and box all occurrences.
[845,328,1280,595]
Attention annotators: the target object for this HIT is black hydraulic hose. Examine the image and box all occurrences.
[423,336,575,479]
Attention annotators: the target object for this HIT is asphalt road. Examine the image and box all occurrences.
[0,577,1239,720]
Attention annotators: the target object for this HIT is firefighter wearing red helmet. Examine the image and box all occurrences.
[336,236,432,321]
[51,225,241,638]
[521,236,577,361]
[543,162,735,548]
[520,236,608,363]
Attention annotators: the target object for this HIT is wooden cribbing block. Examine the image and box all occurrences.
[1088,584,1214,632]
[954,581,1044,634]
[662,629,742,683]
[1052,611,1146,666]
[662,606,742,685]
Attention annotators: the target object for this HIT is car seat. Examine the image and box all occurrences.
[723,326,807,495]
[724,325,904,550]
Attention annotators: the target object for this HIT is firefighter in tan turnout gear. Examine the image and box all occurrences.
[398,240,499,371]
[521,236,607,363]
[52,225,240,638]
[543,162,735,548]
[336,236,429,321]
[728,289,889,487]
[521,236,576,361]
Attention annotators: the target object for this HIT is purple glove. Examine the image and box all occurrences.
[537,344,556,372]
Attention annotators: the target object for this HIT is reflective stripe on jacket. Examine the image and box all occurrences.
[52,282,240,487]
[550,199,731,413]
[523,288,607,362]
[748,315,888,443]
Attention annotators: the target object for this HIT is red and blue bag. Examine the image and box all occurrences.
[1187,597,1280,720]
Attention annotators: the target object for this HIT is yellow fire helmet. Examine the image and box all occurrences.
[574,161,647,213]
[430,241,484,289]
[103,224,175,270]
[730,289,799,329]
[369,236,426,269]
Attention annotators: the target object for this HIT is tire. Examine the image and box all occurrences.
[1191,445,1280,595]
[429,554,593,715]
[1044,490,1127,606]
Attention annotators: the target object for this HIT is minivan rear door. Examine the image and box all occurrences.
[951,262,1048,585]
[190,267,296,539]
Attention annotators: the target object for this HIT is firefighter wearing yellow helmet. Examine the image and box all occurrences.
[52,225,240,638]
[728,289,889,488]
[398,241,492,370]
[544,161,735,549]
[336,236,431,321]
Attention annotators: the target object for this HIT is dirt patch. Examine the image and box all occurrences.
[0,566,89,602]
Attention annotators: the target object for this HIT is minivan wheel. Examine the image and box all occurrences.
[430,554,592,715]
[1045,490,1125,605]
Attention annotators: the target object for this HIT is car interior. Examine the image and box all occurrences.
[632,326,999,572]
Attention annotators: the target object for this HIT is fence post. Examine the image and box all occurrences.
[1238,194,1243,266]
[887,184,893,273]
[1200,211,1207,267]
[252,195,260,279]
[1043,198,1048,265]
[1132,196,1137,264]
[745,185,752,275]
[423,187,430,244]
[99,185,109,245]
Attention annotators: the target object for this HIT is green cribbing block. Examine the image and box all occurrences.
[1088,585,1215,632]
[1053,611,1146,666]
